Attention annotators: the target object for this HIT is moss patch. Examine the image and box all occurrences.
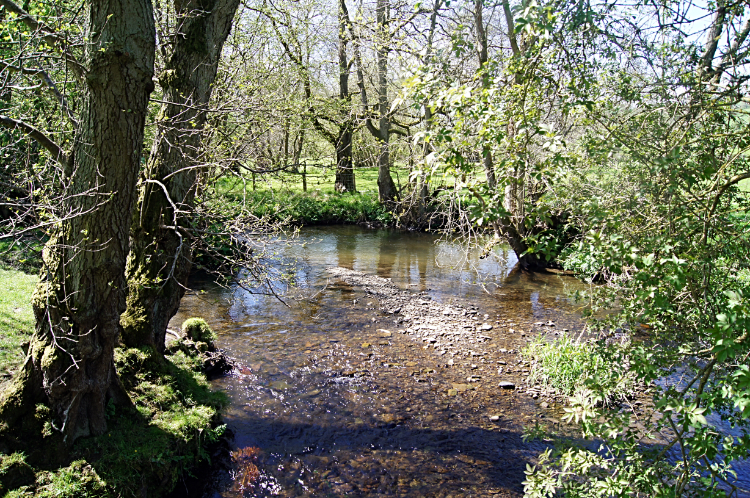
[181,317,216,344]
[1,345,228,498]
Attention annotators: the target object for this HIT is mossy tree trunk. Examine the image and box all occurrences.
[120,0,240,353]
[0,0,155,447]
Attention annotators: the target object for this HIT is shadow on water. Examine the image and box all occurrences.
[207,414,546,497]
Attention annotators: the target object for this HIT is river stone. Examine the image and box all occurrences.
[361,342,371,348]
[269,380,290,390]
[540,401,549,409]
[451,383,473,392]
[480,323,493,331]
[378,329,392,337]
[489,415,500,422]
[381,413,397,423]
[447,388,458,396]
[498,381,516,389]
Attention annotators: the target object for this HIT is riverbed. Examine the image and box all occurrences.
[169,226,593,497]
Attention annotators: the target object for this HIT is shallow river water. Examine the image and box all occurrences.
[168,225,748,497]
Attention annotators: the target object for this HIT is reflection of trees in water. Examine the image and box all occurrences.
[407,238,429,293]
[378,232,430,292]
[494,265,581,323]
[335,229,357,269]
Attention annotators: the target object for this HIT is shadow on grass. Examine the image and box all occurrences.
[70,346,228,498]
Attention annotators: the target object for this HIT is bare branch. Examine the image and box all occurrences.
[0,114,69,165]
[0,61,79,127]
[0,0,86,78]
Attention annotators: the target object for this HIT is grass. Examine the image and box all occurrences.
[0,268,228,498]
[0,269,37,378]
[227,163,412,196]
[522,333,635,403]
[210,176,395,227]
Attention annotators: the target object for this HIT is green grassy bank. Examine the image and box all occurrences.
[0,268,226,498]
[212,166,404,226]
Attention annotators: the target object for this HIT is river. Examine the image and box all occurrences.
[168,225,748,497]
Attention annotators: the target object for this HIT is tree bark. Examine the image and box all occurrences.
[0,0,155,446]
[375,0,397,204]
[335,125,356,192]
[121,0,240,353]
[334,0,356,193]
[474,0,496,190]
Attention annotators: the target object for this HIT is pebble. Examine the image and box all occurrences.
[498,381,515,389]
[451,383,473,392]
[489,415,500,421]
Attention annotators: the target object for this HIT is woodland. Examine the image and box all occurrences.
[0,0,749,496]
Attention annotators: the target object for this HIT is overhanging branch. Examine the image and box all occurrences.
[0,61,79,127]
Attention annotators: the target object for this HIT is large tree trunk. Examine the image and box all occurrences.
[120,0,240,352]
[0,0,155,448]
[375,0,397,204]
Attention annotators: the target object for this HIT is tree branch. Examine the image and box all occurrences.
[0,0,85,78]
[0,61,79,127]
[501,0,520,57]
[0,114,69,165]
[700,1,727,75]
